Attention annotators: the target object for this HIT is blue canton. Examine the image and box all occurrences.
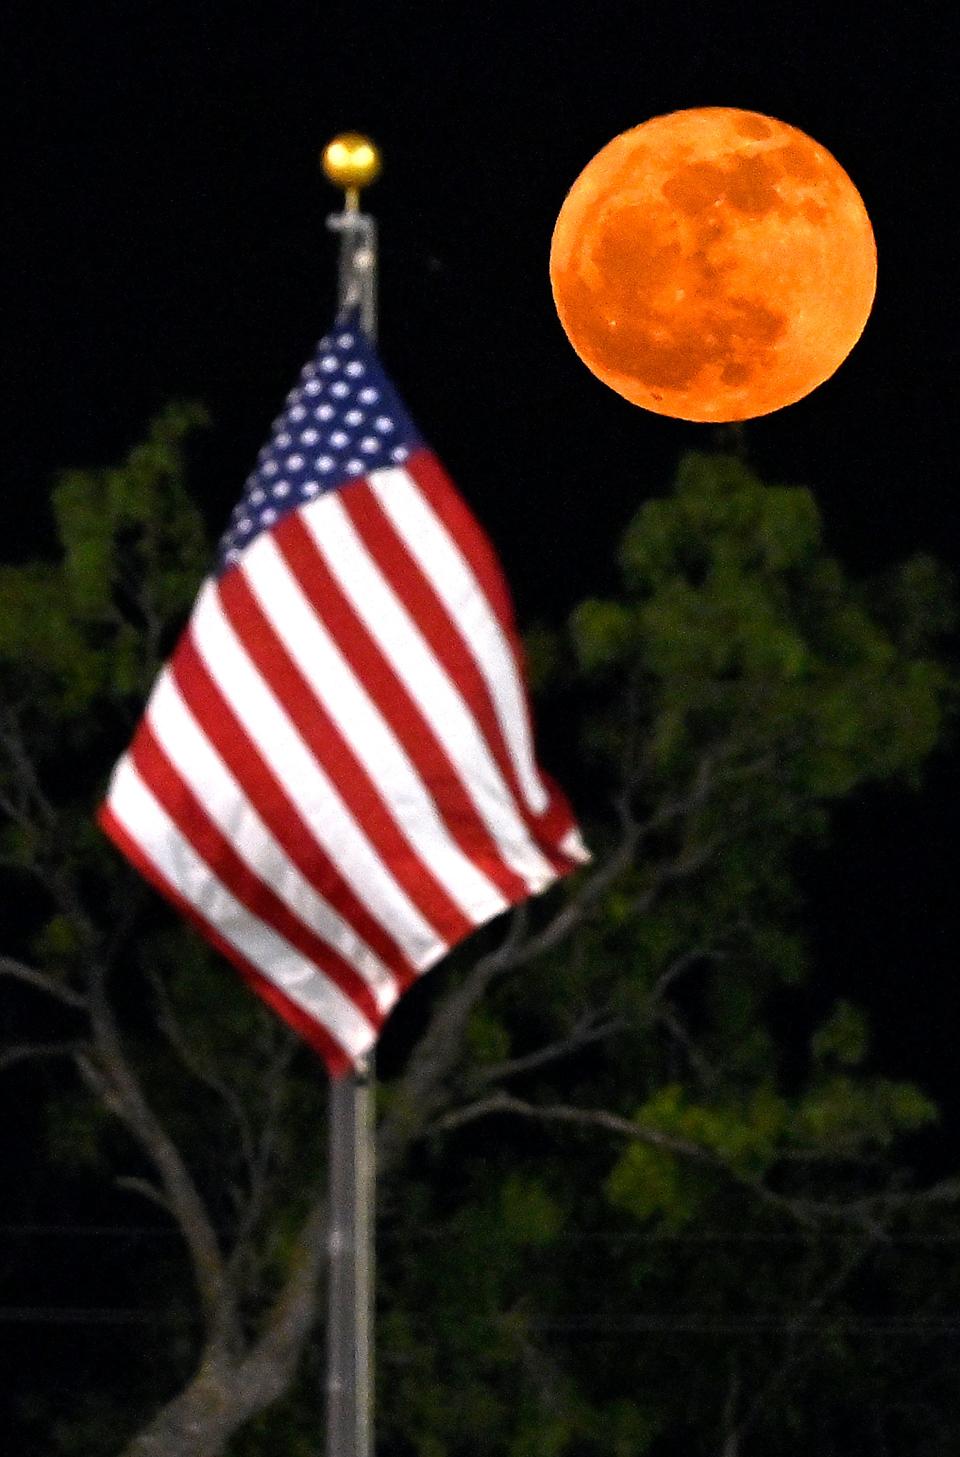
[217,312,423,573]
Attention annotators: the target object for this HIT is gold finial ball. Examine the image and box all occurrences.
[321,133,382,192]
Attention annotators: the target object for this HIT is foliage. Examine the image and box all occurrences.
[1,437,958,1457]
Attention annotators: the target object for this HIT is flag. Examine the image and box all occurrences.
[98,315,589,1076]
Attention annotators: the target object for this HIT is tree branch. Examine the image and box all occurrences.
[465,1014,625,1091]
[0,1040,87,1073]
[149,969,257,1180]
[0,954,87,1010]
[429,1090,716,1163]
[83,957,235,1346]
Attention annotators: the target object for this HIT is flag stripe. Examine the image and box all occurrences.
[190,580,444,969]
[409,457,592,870]
[98,803,359,1077]
[170,632,418,988]
[367,465,549,816]
[217,563,477,947]
[276,510,537,904]
[338,480,574,878]
[340,478,541,830]
[299,493,558,892]
[129,721,387,1025]
[144,668,399,1010]
[101,758,377,1058]
[243,534,514,925]
[408,451,517,634]
[234,533,511,927]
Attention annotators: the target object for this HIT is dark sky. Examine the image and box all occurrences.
[4,1,958,1103]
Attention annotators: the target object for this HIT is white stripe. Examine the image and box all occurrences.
[145,668,398,1013]
[559,826,592,864]
[302,494,557,894]
[190,580,445,969]
[104,756,376,1060]
[370,466,549,814]
[241,534,510,925]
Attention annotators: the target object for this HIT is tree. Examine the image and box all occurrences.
[1,426,956,1456]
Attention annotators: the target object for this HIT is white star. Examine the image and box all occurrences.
[261,507,277,525]
[374,416,395,433]
[320,355,339,372]
[315,404,335,421]
[249,487,266,505]
[261,460,279,477]
[288,404,307,422]
[337,333,355,348]
[300,428,319,444]
[301,362,317,379]
[330,381,351,398]
[225,548,240,564]
[345,361,365,377]
[391,446,409,463]
[286,453,305,470]
[273,481,291,497]
[304,379,322,396]
[358,388,380,404]
[329,430,349,447]
[275,432,292,448]
[303,480,320,496]
[238,517,253,532]
[345,409,365,426]
[315,455,335,472]
[360,436,379,453]
[346,459,364,474]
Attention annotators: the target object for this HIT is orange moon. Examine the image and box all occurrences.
[550,108,877,421]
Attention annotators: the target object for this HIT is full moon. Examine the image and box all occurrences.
[550,108,877,421]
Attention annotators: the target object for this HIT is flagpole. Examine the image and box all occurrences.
[321,132,381,1457]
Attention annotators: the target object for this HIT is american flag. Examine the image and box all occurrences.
[98,316,589,1075]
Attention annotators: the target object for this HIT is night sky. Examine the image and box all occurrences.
[4,2,958,1111]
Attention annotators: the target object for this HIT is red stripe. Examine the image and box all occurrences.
[341,478,570,878]
[97,802,357,1077]
[169,628,418,991]
[217,566,473,947]
[129,718,385,1026]
[407,450,517,633]
[275,508,533,905]
[407,452,587,869]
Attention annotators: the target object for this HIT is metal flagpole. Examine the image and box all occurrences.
[321,132,381,1457]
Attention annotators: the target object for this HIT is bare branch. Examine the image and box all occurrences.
[429,1090,716,1163]
[0,707,58,830]
[655,1004,721,1088]
[728,1239,873,1447]
[648,947,725,1008]
[0,955,87,1010]
[226,1035,298,1289]
[83,957,234,1342]
[149,969,257,1179]
[115,1175,171,1212]
[466,1014,625,1091]
[0,1040,86,1073]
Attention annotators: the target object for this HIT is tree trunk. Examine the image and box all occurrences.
[121,1355,243,1457]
